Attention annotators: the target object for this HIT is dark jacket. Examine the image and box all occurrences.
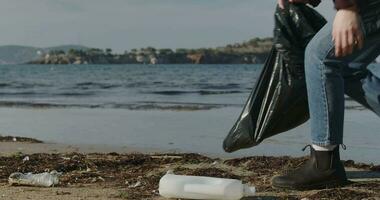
[309,0,364,10]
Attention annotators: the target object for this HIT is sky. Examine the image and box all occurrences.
[0,0,336,53]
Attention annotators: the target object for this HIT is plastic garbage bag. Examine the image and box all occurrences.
[223,4,327,153]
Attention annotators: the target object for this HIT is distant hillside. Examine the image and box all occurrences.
[0,45,40,64]
[0,45,89,64]
[30,38,274,65]
[45,45,90,53]
[216,37,273,54]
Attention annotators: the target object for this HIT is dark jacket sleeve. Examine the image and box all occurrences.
[333,0,356,9]
[308,0,357,9]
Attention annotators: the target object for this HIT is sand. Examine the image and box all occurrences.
[0,138,379,200]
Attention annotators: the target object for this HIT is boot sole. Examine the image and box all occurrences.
[272,179,349,191]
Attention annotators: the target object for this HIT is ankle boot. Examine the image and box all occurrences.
[271,145,348,190]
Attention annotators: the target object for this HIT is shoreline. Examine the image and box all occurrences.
[0,136,165,156]
[1,101,379,165]
[0,139,379,200]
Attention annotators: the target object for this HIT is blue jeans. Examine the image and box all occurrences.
[305,20,380,146]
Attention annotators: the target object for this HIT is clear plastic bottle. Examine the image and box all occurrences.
[159,171,255,200]
[8,171,60,187]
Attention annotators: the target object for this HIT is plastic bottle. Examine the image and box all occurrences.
[8,171,61,187]
[159,171,255,200]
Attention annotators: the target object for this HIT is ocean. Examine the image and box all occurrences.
[0,64,260,110]
[0,64,379,164]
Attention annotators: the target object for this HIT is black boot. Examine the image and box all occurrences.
[272,145,348,190]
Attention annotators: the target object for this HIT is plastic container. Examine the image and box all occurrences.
[9,171,61,187]
[159,171,255,200]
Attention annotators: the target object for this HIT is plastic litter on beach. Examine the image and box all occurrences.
[9,170,62,187]
[22,156,30,163]
[159,171,255,200]
[129,181,142,188]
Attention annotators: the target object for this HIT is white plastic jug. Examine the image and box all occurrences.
[159,171,255,200]
[9,171,61,187]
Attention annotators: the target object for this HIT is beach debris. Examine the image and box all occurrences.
[56,191,71,195]
[150,155,182,159]
[61,157,71,160]
[9,170,62,187]
[159,171,256,200]
[91,176,105,183]
[129,181,142,188]
[22,156,30,163]
[12,137,17,142]
[98,176,105,182]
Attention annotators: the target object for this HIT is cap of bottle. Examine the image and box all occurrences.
[243,184,256,197]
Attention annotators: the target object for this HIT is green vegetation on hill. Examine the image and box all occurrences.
[29,38,273,65]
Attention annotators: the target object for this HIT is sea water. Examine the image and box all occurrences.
[0,64,379,164]
[0,64,260,109]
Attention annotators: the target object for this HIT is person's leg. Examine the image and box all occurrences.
[305,22,380,147]
[304,21,344,147]
[272,21,380,190]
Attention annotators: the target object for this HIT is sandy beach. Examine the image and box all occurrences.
[0,137,379,200]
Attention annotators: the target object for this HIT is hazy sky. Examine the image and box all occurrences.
[0,0,336,52]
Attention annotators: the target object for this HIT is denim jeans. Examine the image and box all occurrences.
[305,19,380,146]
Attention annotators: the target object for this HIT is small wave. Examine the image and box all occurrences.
[12,83,52,89]
[0,83,12,88]
[0,82,51,89]
[0,91,40,96]
[193,83,241,90]
[124,82,151,88]
[199,90,244,95]
[0,101,104,109]
[113,103,223,111]
[0,91,95,97]
[146,90,245,96]
[73,82,122,90]
[0,101,232,111]
[150,90,194,95]
[0,101,69,108]
[55,92,96,96]
[152,81,164,84]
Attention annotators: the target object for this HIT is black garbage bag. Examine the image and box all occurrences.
[223,4,327,153]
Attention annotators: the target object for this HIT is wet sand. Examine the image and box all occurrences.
[0,106,379,164]
[0,139,379,200]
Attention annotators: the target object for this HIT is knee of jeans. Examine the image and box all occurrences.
[305,40,324,74]
[305,30,334,65]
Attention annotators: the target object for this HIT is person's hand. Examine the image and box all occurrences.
[332,6,364,57]
[278,0,309,9]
